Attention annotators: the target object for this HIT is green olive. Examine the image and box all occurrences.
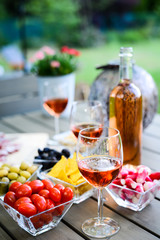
[16,176,26,184]
[20,162,30,170]
[27,165,37,174]
[1,177,10,183]
[8,172,18,180]
[20,171,31,179]
[1,164,11,168]
[0,169,8,178]
[10,166,20,174]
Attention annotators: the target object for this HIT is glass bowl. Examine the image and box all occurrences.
[106,180,160,211]
[0,165,42,197]
[33,158,58,171]
[40,169,94,204]
[0,197,74,236]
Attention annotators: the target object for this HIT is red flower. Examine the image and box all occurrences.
[61,46,80,56]
[61,46,69,53]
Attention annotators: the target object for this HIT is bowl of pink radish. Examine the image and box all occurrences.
[106,165,160,211]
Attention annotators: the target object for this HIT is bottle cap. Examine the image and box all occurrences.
[119,47,133,57]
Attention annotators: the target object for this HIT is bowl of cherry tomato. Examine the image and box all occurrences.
[0,179,74,236]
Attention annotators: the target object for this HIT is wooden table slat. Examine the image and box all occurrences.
[0,226,13,240]
[64,198,160,240]
[103,192,160,237]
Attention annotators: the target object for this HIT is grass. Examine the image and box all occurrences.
[76,39,160,112]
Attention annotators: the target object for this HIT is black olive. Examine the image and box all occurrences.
[43,147,50,153]
[38,149,43,156]
[61,149,70,158]
[34,156,41,159]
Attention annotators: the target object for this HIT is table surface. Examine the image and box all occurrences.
[0,111,160,240]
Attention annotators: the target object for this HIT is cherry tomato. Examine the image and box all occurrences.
[9,182,22,193]
[39,189,50,199]
[18,203,37,217]
[16,184,32,198]
[49,188,61,202]
[29,180,44,193]
[31,218,44,229]
[46,198,55,210]
[61,187,73,203]
[54,202,64,216]
[4,191,16,207]
[54,184,65,194]
[42,179,54,191]
[25,181,31,185]
[34,195,46,212]
[14,197,32,210]
[40,212,53,224]
[31,194,39,203]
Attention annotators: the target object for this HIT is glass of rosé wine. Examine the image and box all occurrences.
[77,126,123,238]
[70,100,104,139]
[43,80,68,135]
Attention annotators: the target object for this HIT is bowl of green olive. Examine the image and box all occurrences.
[0,162,42,196]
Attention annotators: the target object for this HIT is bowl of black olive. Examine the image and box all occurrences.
[34,147,70,171]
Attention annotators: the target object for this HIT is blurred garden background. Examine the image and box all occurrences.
[0,0,160,111]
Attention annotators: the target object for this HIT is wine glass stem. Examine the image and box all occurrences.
[97,188,103,224]
[54,116,59,135]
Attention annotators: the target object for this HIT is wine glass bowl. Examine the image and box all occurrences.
[42,80,69,135]
[70,100,104,139]
[77,127,123,238]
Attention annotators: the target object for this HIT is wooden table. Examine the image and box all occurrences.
[0,111,160,240]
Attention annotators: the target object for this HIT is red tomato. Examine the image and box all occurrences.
[29,180,44,193]
[39,189,50,199]
[54,184,65,193]
[49,188,61,203]
[46,198,55,210]
[61,187,73,203]
[40,212,53,224]
[54,202,64,216]
[31,215,44,229]
[31,194,39,203]
[25,181,31,185]
[14,197,32,210]
[18,203,37,217]
[16,184,32,199]
[4,191,16,207]
[31,218,44,229]
[42,179,54,191]
[9,182,22,193]
[34,196,46,212]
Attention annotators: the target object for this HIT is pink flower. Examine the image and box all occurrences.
[41,46,55,55]
[35,51,45,60]
[50,61,60,68]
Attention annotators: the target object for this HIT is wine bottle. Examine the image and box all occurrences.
[109,47,142,166]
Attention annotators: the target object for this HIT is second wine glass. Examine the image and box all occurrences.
[43,80,69,135]
[70,100,104,139]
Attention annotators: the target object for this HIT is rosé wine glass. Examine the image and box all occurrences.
[77,126,123,238]
[70,100,104,139]
[43,80,68,135]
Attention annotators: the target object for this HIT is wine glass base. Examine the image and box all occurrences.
[81,217,120,239]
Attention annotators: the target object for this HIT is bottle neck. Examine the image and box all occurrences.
[119,53,133,83]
